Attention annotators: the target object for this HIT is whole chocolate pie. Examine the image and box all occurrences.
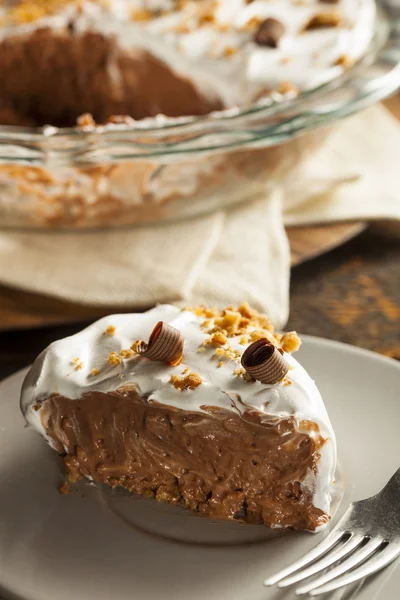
[0,1,377,229]
[21,303,337,532]
[0,0,376,127]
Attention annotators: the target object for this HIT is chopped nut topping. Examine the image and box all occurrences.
[207,331,228,346]
[244,371,256,382]
[250,329,277,344]
[103,325,116,336]
[184,305,219,319]
[243,371,255,383]
[71,357,80,365]
[131,9,153,21]
[213,345,240,363]
[233,367,254,382]
[304,12,342,31]
[131,340,141,353]
[120,349,135,359]
[174,22,192,34]
[217,361,224,368]
[215,22,230,32]
[281,331,302,354]
[6,0,91,25]
[238,311,251,324]
[234,367,245,377]
[256,312,274,332]
[204,307,220,319]
[186,303,275,338]
[214,310,242,336]
[241,15,263,32]
[335,54,353,68]
[185,304,301,357]
[108,352,122,366]
[182,305,193,312]
[77,113,96,128]
[278,81,299,95]
[198,12,215,26]
[91,368,100,376]
[171,372,203,391]
[223,46,237,57]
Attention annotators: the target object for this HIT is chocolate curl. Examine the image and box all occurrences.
[135,322,184,366]
[254,18,285,48]
[241,338,289,384]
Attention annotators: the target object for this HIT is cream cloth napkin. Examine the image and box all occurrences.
[0,190,290,327]
[284,105,400,225]
[0,104,399,328]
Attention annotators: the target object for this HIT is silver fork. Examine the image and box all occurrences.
[264,467,400,596]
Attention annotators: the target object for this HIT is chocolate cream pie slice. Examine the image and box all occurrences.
[21,304,336,532]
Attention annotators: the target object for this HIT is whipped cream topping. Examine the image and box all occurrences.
[21,304,336,516]
[126,0,376,98]
[1,0,376,108]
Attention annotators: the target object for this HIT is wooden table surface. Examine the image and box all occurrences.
[1,97,399,381]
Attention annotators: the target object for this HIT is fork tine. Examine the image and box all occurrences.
[264,529,345,586]
[278,534,365,588]
[307,542,400,596]
[295,536,383,595]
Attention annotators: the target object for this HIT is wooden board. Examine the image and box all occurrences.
[289,221,366,265]
[0,221,366,332]
[384,95,400,119]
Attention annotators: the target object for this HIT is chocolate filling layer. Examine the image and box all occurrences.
[0,28,222,127]
[40,389,328,531]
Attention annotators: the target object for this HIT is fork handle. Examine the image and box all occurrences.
[380,467,400,499]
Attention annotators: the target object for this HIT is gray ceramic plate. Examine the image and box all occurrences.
[0,336,399,600]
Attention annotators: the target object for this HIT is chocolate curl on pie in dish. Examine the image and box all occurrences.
[134,321,184,366]
[241,338,289,384]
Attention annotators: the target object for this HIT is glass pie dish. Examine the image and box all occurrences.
[0,2,399,230]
